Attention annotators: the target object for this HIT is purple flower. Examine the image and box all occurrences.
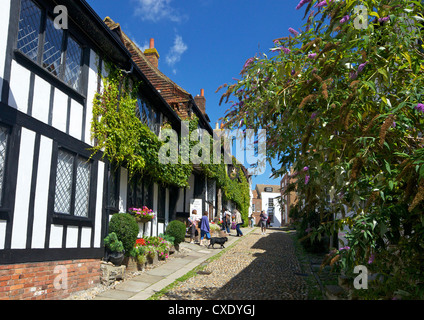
[315,0,330,8]
[357,61,369,72]
[243,57,255,70]
[349,71,358,80]
[303,166,309,171]
[392,121,396,128]
[311,112,318,119]
[378,16,390,23]
[308,53,317,59]
[340,15,350,24]
[305,227,313,233]
[305,175,310,185]
[415,103,424,113]
[291,69,296,76]
[289,28,299,36]
[296,0,312,10]
[340,246,350,251]
[283,47,291,54]
[368,253,375,264]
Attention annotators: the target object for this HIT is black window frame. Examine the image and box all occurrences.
[50,145,95,226]
[105,163,120,213]
[157,185,166,223]
[0,124,12,211]
[127,176,153,211]
[14,0,88,101]
[136,93,162,135]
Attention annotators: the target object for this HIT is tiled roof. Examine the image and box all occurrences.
[104,17,192,109]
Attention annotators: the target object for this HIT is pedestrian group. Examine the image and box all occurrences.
[187,207,268,247]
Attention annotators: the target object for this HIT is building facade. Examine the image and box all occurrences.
[0,0,190,299]
[251,184,282,227]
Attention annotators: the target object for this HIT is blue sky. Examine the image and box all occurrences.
[86,0,307,188]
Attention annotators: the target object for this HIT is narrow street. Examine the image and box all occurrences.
[159,228,308,300]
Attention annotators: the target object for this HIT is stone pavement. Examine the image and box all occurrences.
[92,227,255,300]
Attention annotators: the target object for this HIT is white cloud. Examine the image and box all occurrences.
[165,35,188,74]
[133,0,185,23]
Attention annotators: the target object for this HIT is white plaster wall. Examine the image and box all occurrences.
[8,60,31,112]
[69,99,83,140]
[0,0,11,98]
[51,88,68,133]
[65,226,79,248]
[49,224,63,248]
[261,192,282,227]
[11,128,36,249]
[119,167,128,213]
[31,135,53,249]
[80,227,92,248]
[93,161,105,248]
[32,75,51,124]
[85,49,100,146]
[0,220,7,250]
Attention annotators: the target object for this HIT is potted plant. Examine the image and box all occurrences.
[104,232,125,266]
[145,245,157,265]
[129,207,155,223]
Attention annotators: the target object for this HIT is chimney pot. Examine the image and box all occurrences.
[200,88,205,97]
[144,38,160,68]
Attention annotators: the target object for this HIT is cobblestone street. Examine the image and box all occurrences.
[160,228,308,300]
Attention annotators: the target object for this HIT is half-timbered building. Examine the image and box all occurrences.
[0,0,182,299]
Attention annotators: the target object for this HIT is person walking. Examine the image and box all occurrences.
[259,210,268,235]
[188,210,199,244]
[199,211,211,246]
[234,209,244,237]
[224,208,231,234]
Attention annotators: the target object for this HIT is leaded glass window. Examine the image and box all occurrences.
[107,165,119,210]
[0,126,9,207]
[17,0,42,61]
[16,0,84,93]
[136,96,161,135]
[74,157,91,217]
[54,149,91,217]
[43,17,64,77]
[64,36,83,91]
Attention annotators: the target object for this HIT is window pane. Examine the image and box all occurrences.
[74,157,91,217]
[107,166,118,209]
[17,0,42,61]
[43,17,64,77]
[54,150,74,214]
[64,36,82,91]
[0,126,8,207]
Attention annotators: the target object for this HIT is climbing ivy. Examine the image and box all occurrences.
[91,63,193,187]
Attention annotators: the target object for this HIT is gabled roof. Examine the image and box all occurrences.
[255,184,281,196]
[104,18,190,105]
[104,17,213,134]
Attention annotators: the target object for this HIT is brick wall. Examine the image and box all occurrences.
[0,259,101,300]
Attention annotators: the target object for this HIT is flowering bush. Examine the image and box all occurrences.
[210,222,221,233]
[219,0,424,299]
[131,236,172,262]
[130,207,155,222]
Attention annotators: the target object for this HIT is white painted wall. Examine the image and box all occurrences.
[0,0,11,97]
[93,161,105,248]
[32,75,51,124]
[8,60,31,112]
[11,128,36,249]
[31,135,53,249]
[261,192,282,227]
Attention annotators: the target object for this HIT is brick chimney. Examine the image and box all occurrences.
[194,89,206,115]
[144,38,160,68]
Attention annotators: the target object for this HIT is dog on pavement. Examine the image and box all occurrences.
[208,237,228,249]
